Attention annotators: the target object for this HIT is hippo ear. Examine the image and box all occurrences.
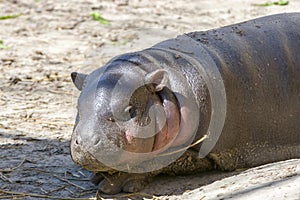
[144,69,169,92]
[71,72,87,91]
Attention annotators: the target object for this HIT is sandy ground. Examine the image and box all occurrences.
[0,0,300,199]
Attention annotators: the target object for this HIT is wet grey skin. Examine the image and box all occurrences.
[70,13,300,195]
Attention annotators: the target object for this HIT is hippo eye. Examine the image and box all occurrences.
[125,106,137,118]
[107,117,115,122]
[130,108,137,118]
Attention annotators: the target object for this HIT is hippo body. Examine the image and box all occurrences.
[71,13,300,194]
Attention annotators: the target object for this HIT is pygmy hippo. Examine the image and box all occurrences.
[70,13,300,194]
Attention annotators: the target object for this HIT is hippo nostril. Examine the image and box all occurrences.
[74,134,82,146]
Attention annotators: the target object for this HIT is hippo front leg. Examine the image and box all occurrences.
[93,171,157,194]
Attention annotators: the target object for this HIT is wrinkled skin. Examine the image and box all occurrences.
[71,13,300,194]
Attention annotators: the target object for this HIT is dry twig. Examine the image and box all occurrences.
[0,158,27,173]
[52,174,86,190]
[0,189,96,200]
[0,172,12,183]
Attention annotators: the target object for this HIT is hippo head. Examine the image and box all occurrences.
[69,52,199,173]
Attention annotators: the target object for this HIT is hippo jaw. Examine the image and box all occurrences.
[70,65,184,172]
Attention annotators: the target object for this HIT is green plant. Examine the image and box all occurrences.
[253,0,289,6]
[0,13,21,20]
[90,12,110,25]
[0,40,9,49]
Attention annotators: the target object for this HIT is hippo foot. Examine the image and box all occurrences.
[91,173,104,185]
[96,172,154,194]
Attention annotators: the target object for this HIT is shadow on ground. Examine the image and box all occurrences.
[0,130,241,199]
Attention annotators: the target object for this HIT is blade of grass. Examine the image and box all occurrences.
[274,0,289,5]
[0,13,21,20]
[90,12,110,25]
[0,40,9,49]
[253,0,289,6]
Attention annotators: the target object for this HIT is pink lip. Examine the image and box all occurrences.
[120,96,181,154]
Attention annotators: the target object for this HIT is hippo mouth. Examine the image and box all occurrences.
[153,87,182,151]
[120,86,181,154]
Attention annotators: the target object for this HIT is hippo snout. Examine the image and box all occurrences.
[71,129,113,172]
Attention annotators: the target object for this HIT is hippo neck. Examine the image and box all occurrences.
[182,63,212,150]
[171,53,212,149]
[150,37,228,152]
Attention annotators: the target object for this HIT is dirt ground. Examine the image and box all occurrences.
[0,0,299,199]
